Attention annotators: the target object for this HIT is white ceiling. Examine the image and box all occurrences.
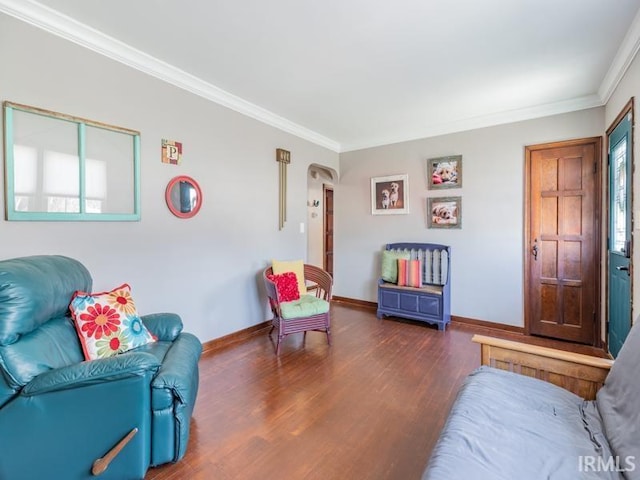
[3,0,640,152]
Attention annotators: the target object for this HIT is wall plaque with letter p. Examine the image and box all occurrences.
[162,139,182,165]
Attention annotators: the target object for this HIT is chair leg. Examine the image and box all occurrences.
[276,334,283,355]
[326,328,332,346]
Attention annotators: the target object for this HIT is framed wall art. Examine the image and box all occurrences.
[162,139,182,165]
[371,174,409,215]
[427,155,462,189]
[3,101,141,221]
[427,196,461,229]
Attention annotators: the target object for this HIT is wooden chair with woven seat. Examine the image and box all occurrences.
[263,264,333,355]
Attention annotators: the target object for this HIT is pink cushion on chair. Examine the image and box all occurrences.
[267,272,301,302]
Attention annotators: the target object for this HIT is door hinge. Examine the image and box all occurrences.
[607,153,610,165]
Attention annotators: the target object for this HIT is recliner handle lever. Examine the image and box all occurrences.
[91,428,138,476]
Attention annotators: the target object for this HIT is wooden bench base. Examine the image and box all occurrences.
[377,282,450,330]
[472,335,613,399]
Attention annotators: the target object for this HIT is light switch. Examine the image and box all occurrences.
[299,222,305,233]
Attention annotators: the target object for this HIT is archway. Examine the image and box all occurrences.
[307,165,338,275]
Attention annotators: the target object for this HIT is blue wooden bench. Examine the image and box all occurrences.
[377,242,451,330]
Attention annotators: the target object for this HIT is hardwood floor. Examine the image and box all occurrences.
[146,304,606,480]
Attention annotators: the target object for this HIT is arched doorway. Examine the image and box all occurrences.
[307,165,337,276]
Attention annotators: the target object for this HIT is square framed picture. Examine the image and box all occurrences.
[162,139,182,165]
[371,174,409,215]
[428,196,461,229]
[427,155,462,189]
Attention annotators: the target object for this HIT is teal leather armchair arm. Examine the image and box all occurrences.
[150,332,202,464]
[22,352,160,396]
[141,313,183,342]
[0,256,202,479]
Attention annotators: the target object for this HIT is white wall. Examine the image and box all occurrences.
[604,51,640,323]
[0,11,623,337]
[335,109,604,327]
[0,14,338,342]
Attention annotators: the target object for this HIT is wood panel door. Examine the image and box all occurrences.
[323,185,334,277]
[525,138,601,345]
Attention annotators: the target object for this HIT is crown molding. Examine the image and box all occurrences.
[340,94,604,153]
[598,7,640,103]
[0,0,341,152]
[2,0,634,154]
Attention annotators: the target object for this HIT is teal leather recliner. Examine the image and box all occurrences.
[0,255,202,479]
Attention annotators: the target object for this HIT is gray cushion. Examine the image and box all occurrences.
[424,366,620,480]
[596,321,640,480]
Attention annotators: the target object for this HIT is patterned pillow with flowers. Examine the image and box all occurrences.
[69,283,156,361]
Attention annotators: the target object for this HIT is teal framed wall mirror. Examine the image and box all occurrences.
[3,101,141,221]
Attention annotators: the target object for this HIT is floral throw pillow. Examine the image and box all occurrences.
[69,283,155,361]
[267,272,301,302]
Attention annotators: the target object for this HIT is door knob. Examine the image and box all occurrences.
[531,239,538,261]
[616,265,629,271]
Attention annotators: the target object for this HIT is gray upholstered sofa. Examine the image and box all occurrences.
[423,324,640,480]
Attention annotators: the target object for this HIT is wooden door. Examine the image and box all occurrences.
[525,138,601,345]
[323,185,334,277]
